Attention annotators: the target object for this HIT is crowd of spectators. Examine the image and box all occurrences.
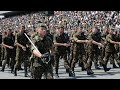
[0,11,120,34]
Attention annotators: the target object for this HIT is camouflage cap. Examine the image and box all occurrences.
[35,23,47,29]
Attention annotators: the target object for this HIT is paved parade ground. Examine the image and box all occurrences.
[0,60,120,79]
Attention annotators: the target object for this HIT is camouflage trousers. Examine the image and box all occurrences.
[86,48,105,68]
[54,52,71,74]
[0,45,2,66]
[2,49,16,71]
[1,47,6,61]
[71,48,87,71]
[104,51,120,65]
[31,63,53,79]
[14,49,28,74]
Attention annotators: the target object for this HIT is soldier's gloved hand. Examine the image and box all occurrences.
[41,52,50,58]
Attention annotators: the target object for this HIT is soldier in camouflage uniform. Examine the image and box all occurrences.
[14,26,29,77]
[1,31,7,66]
[116,30,120,61]
[46,29,55,67]
[100,28,110,67]
[1,29,16,73]
[31,23,54,79]
[103,28,120,69]
[109,30,119,68]
[87,27,111,74]
[54,25,74,77]
[69,29,77,67]
[71,27,89,76]
[91,27,102,69]
[0,32,2,66]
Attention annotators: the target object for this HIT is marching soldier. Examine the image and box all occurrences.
[103,28,120,69]
[14,25,29,77]
[1,31,7,65]
[54,25,74,77]
[1,29,16,73]
[100,28,110,67]
[71,27,89,76]
[69,29,77,67]
[31,23,54,79]
[91,27,102,69]
[86,27,111,75]
[0,31,2,66]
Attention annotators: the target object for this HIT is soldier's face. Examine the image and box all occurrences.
[8,31,12,36]
[109,30,113,34]
[92,28,97,33]
[59,28,64,34]
[21,27,25,32]
[37,27,46,36]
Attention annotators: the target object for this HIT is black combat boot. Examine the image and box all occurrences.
[55,67,59,78]
[95,65,101,70]
[102,64,111,72]
[18,67,24,71]
[14,68,17,76]
[1,66,5,72]
[86,68,91,75]
[25,73,28,77]
[89,69,94,74]
[81,67,86,71]
[86,67,94,75]
[69,69,75,77]
[80,63,86,71]
[66,69,69,73]
[54,73,59,78]
[11,69,14,73]
[113,63,119,68]
[78,61,82,67]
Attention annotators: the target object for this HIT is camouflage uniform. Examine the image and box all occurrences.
[104,34,120,67]
[100,32,108,65]
[69,30,77,67]
[86,32,104,74]
[31,33,53,79]
[71,31,87,73]
[14,32,29,77]
[1,34,16,73]
[1,32,7,64]
[109,32,119,68]
[92,31,102,69]
[54,32,73,77]
[0,34,2,66]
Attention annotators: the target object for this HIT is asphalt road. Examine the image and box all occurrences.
[0,59,120,79]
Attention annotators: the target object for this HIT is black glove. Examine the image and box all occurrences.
[41,52,50,58]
